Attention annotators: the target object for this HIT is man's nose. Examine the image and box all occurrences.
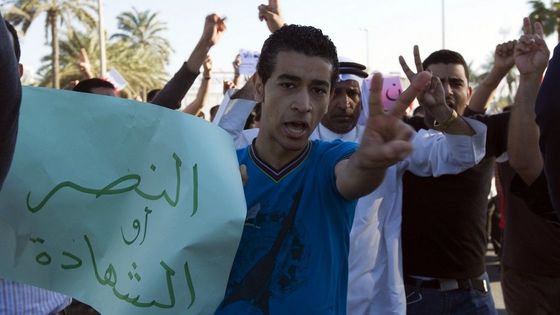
[334,94,352,110]
[291,90,312,112]
[443,81,453,96]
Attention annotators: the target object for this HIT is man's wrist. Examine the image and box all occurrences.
[519,72,543,82]
[483,68,508,86]
[433,109,459,131]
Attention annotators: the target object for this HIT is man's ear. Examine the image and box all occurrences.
[18,63,23,79]
[254,74,264,103]
[467,85,473,99]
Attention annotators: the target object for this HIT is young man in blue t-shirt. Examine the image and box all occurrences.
[216,24,474,315]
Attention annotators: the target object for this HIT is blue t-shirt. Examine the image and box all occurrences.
[216,139,358,315]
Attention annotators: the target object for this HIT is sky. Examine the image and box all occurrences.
[7,0,557,81]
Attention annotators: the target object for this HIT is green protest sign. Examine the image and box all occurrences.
[0,87,246,314]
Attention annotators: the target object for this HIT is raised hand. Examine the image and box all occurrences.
[399,45,446,111]
[356,72,432,169]
[201,14,227,47]
[335,71,432,199]
[78,48,93,79]
[514,18,549,76]
[232,53,242,87]
[258,0,285,33]
[223,80,236,94]
[233,54,241,75]
[203,55,213,75]
[493,40,516,73]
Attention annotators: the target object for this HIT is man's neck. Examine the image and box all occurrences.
[254,135,306,170]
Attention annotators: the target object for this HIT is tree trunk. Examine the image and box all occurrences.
[50,11,60,89]
[556,7,560,43]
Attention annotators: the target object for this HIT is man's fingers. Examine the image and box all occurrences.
[534,21,545,38]
[430,75,445,102]
[217,16,227,31]
[399,56,415,80]
[79,48,89,62]
[413,45,423,72]
[522,17,532,35]
[515,36,530,54]
[390,71,431,118]
[518,34,535,52]
[372,141,413,165]
[390,120,415,142]
[368,73,384,116]
[496,43,503,56]
[505,40,516,54]
[259,8,276,20]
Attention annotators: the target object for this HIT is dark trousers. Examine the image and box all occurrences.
[405,273,497,315]
[501,265,560,315]
[57,299,100,315]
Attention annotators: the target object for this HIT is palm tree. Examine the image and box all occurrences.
[470,55,518,111]
[528,0,560,42]
[107,39,168,99]
[38,29,168,99]
[4,0,96,88]
[37,29,98,86]
[111,7,172,65]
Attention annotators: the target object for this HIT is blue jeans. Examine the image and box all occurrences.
[405,273,497,315]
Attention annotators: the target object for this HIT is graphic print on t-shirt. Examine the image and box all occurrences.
[221,191,304,314]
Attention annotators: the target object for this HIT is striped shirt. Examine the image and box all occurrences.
[0,279,71,315]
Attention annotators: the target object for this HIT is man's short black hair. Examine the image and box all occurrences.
[422,49,469,83]
[257,24,339,89]
[72,78,115,94]
[4,21,20,62]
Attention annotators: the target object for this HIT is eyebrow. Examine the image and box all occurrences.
[437,75,465,83]
[448,77,465,84]
[335,85,360,91]
[277,74,330,89]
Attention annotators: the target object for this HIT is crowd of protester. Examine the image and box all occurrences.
[1,1,559,314]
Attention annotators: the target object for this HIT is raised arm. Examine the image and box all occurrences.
[258,0,285,33]
[180,56,212,115]
[534,25,560,213]
[78,48,94,79]
[508,18,549,184]
[468,40,516,113]
[151,14,225,108]
[232,54,242,88]
[0,15,22,189]
[335,72,431,200]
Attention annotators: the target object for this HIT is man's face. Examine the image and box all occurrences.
[425,63,472,115]
[255,50,333,152]
[321,80,361,134]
